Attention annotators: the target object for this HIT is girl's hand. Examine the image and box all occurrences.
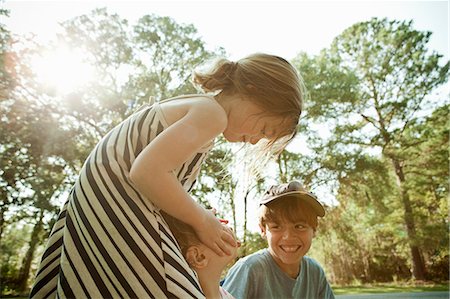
[194,209,237,256]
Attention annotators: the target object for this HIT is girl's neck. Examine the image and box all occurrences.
[214,93,242,115]
[196,269,222,299]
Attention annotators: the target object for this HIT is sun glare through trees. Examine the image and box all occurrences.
[30,44,96,94]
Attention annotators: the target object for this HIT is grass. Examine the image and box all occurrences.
[332,282,449,295]
[3,282,448,298]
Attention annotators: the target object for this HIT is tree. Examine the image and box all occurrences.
[193,142,237,227]
[0,1,14,100]
[401,104,449,280]
[1,7,221,293]
[0,61,84,297]
[319,18,448,280]
[131,13,221,101]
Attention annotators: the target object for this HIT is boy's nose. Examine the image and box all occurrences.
[282,228,294,239]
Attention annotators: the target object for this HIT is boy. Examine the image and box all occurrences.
[222,180,335,299]
[162,211,238,299]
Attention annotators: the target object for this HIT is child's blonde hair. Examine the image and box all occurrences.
[161,211,200,257]
[193,53,305,146]
[258,197,319,231]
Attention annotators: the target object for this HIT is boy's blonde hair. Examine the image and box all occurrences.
[192,53,305,146]
[258,197,319,231]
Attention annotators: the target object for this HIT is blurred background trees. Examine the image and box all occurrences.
[0,4,448,295]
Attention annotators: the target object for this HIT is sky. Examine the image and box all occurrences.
[3,0,449,232]
[4,0,449,61]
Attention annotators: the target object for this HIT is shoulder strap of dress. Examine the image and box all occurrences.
[135,94,214,113]
[159,94,215,103]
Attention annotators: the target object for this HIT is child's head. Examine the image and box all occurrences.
[193,53,305,145]
[162,212,238,274]
[258,181,325,229]
[257,181,325,275]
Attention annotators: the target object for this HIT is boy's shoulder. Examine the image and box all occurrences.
[302,255,327,275]
[233,248,272,269]
[303,255,322,266]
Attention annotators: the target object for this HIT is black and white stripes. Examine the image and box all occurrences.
[30,101,212,299]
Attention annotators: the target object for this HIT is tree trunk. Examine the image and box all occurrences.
[0,207,5,246]
[17,209,44,292]
[242,189,249,257]
[277,154,287,183]
[391,158,426,280]
[230,188,237,234]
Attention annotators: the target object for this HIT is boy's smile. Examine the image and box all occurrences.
[261,220,314,278]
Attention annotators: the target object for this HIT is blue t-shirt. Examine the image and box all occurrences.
[222,249,335,299]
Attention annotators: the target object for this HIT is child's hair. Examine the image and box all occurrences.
[161,211,200,257]
[192,53,305,145]
[258,197,318,230]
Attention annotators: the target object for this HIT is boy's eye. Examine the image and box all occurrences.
[295,223,309,230]
[267,223,280,230]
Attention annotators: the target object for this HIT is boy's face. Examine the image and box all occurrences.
[260,218,314,274]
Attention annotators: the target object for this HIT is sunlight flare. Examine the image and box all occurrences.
[30,44,95,94]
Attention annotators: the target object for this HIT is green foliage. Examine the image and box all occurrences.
[57,8,219,130]
[1,7,221,294]
[323,18,448,281]
[132,14,219,100]
[238,230,266,257]
[0,222,32,294]
[329,18,449,151]
[311,104,449,282]
[0,2,14,101]
[60,8,135,123]
[292,17,448,282]
[401,105,449,280]
[2,10,449,293]
[292,51,360,121]
[315,156,414,283]
[192,141,240,232]
[333,283,449,295]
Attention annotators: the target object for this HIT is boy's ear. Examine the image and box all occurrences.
[185,246,208,269]
[259,224,267,239]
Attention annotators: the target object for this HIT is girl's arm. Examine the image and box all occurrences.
[129,99,236,256]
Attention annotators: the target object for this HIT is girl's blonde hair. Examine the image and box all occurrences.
[193,53,306,195]
[192,53,305,146]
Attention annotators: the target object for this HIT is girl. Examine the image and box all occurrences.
[162,211,239,299]
[30,53,304,298]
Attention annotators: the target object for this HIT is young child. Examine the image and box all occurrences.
[162,211,237,299]
[30,53,305,298]
[222,181,335,299]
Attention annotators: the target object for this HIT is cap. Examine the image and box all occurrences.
[259,181,325,217]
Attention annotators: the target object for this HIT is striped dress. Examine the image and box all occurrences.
[30,97,213,299]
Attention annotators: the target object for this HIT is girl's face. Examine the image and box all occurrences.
[190,226,239,273]
[202,238,239,269]
[222,100,289,144]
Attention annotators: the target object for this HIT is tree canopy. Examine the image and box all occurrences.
[1,11,448,295]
